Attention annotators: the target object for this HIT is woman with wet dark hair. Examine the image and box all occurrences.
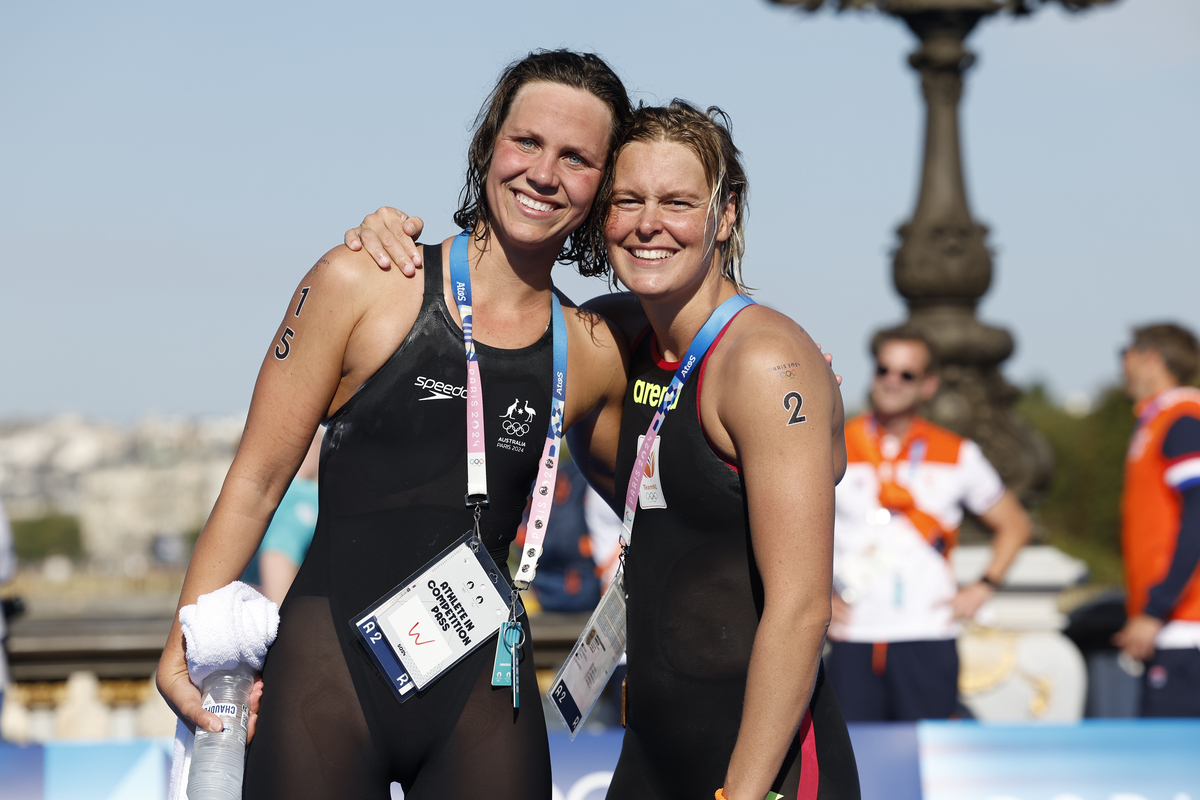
[157,50,633,800]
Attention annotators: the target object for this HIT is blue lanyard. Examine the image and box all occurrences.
[449,231,567,588]
[621,294,755,543]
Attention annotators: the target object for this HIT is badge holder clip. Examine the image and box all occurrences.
[491,591,525,708]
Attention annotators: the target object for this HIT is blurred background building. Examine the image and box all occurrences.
[0,415,241,570]
[0,416,240,745]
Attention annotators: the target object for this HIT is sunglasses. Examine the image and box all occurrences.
[875,365,923,382]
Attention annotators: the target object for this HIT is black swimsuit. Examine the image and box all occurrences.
[606,327,861,800]
[243,245,553,800]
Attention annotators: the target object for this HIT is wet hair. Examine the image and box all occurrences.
[1131,323,1200,385]
[609,100,750,292]
[453,49,632,277]
[871,326,940,374]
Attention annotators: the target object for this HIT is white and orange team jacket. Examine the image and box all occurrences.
[830,414,1006,643]
[1123,386,1200,649]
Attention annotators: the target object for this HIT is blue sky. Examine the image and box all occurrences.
[2,0,1196,421]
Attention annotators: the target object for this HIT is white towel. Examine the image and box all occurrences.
[168,581,280,800]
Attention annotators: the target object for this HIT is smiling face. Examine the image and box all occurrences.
[483,81,613,260]
[604,140,735,303]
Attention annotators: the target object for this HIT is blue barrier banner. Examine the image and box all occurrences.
[548,725,924,800]
[3,720,1198,799]
[848,722,921,800]
[0,739,171,800]
[0,741,43,800]
[44,740,170,800]
[548,730,624,799]
[919,719,1200,800]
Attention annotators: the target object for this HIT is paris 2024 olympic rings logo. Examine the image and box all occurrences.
[502,420,530,437]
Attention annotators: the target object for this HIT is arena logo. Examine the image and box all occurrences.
[415,376,467,401]
[632,379,680,410]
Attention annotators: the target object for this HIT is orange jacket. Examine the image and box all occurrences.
[1122,387,1200,621]
[844,414,967,554]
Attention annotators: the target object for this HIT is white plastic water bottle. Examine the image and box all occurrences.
[187,663,255,800]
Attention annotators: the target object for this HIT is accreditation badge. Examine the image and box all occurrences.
[351,531,515,703]
[548,567,627,738]
[635,435,667,510]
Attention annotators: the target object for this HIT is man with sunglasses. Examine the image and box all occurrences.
[1112,323,1200,716]
[824,327,1031,721]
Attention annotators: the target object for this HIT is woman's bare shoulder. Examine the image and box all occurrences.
[300,243,429,330]
[716,305,834,397]
[727,304,818,354]
[306,243,413,294]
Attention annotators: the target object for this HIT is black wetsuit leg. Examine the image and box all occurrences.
[401,617,551,800]
[243,595,389,799]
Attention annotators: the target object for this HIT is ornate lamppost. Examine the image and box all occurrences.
[770,0,1113,511]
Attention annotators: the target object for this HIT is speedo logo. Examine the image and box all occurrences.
[415,376,467,401]
[632,379,680,410]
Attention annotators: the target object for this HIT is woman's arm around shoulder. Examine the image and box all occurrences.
[561,292,634,510]
[703,306,845,800]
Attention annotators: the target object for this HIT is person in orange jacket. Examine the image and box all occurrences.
[1113,323,1200,717]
